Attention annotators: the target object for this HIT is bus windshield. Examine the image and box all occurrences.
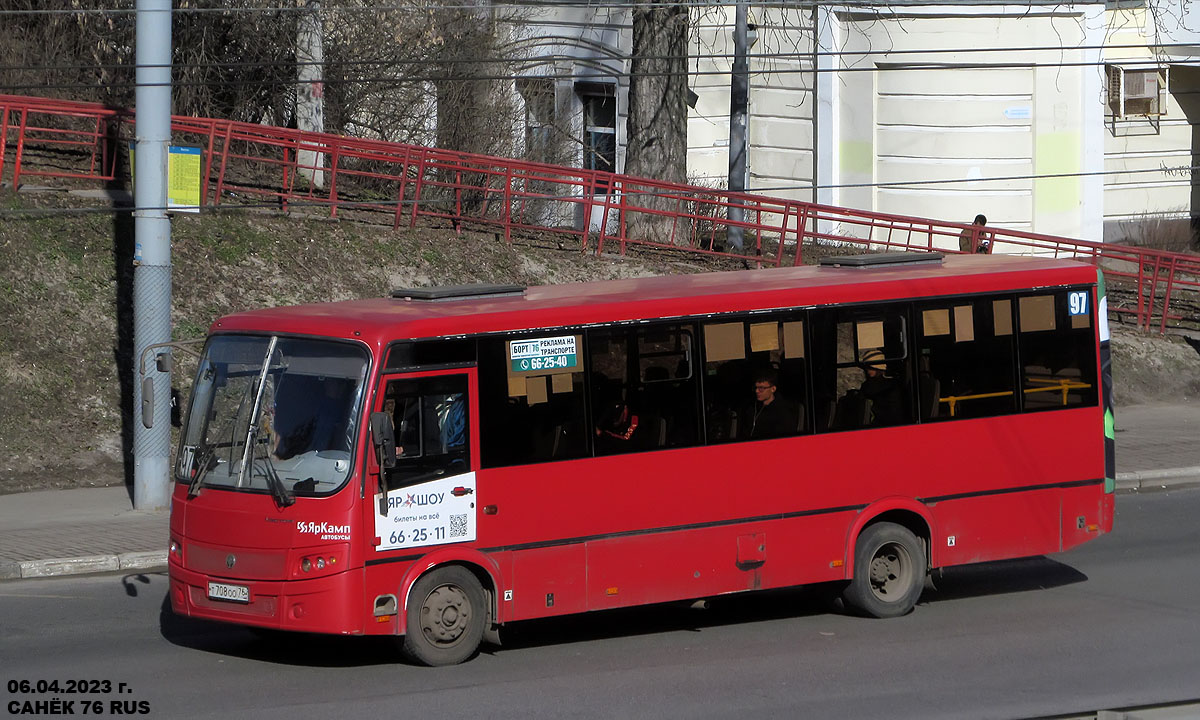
[176,335,369,498]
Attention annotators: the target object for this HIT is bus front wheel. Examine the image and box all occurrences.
[402,565,486,666]
[842,522,926,619]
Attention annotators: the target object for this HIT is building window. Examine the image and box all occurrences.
[577,82,617,176]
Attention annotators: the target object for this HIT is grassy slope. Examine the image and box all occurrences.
[1,190,1197,493]
[0,191,729,492]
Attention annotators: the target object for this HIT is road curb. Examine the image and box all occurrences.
[19,555,119,579]
[1115,466,1200,492]
[119,551,168,572]
[0,552,167,580]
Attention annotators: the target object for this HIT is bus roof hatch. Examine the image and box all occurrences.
[819,252,944,269]
[391,284,527,302]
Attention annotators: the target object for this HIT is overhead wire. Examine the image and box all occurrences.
[2,55,1187,93]
[0,1,1189,209]
[0,0,1089,16]
[0,41,1190,74]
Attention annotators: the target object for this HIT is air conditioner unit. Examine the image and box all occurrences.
[1106,65,1168,119]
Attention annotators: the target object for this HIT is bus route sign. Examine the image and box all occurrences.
[510,335,577,373]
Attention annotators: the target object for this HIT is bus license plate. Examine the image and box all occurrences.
[207,582,249,604]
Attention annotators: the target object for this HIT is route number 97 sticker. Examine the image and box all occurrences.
[1068,290,1089,316]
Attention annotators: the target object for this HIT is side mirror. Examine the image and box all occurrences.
[141,377,155,429]
[370,412,397,469]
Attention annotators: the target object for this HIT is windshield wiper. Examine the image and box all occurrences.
[247,437,294,508]
[187,444,217,499]
[237,336,278,489]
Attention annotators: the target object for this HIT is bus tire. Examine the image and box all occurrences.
[842,522,926,619]
[402,565,486,666]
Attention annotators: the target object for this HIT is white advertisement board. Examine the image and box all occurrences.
[374,472,477,551]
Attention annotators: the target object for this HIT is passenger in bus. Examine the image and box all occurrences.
[958,214,992,254]
[743,370,798,440]
[435,392,466,452]
[590,371,639,453]
[594,399,639,449]
[859,349,903,427]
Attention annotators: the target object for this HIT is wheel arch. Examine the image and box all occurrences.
[396,547,503,633]
[843,499,934,580]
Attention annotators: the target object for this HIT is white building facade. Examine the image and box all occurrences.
[511,0,1199,247]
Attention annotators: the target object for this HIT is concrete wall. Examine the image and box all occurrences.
[687,6,816,203]
[823,5,1101,246]
[512,2,1188,248]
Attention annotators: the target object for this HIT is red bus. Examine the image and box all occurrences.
[168,251,1115,665]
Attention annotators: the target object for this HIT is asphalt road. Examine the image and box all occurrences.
[2,487,1199,720]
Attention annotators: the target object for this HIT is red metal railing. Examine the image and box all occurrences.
[3,93,1198,333]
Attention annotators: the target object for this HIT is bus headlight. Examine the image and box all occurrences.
[291,544,349,579]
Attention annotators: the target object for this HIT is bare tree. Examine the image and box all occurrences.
[625,1,690,242]
[0,0,136,107]
[172,1,296,124]
[0,0,524,159]
[429,3,521,158]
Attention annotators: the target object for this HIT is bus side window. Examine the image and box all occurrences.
[393,394,421,456]
[1018,289,1099,412]
[701,317,809,443]
[477,336,588,468]
[811,306,913,432]
[914,297,1018,421]
[637,323,700,450]
[589,323,701,455]
[589,328,639,455]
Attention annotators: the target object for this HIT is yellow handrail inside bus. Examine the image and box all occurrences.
[938,391,1014,417]
[1023,378,1092,406]
[938,379,1092,416]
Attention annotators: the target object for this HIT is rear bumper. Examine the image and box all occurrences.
[169,563,364,635]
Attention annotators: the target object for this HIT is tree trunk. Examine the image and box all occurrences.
[625,2,689,243]
[296,0,325,188]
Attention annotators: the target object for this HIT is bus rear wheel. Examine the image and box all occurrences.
[842,522,926,619]
[402,566,486,666]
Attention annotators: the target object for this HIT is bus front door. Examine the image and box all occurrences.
[370,371,479,555]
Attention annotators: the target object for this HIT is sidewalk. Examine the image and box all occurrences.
[0,486,166,579]
[1110,403,1200,489]
[2,403,1198,581]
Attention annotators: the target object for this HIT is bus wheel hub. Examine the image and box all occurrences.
[422,585,470,643]
[869,546,905,596]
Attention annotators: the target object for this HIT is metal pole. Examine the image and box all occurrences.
[133,0,173,510]
[727,0,749,252]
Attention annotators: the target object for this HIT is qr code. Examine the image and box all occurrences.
[448,513,469,538]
